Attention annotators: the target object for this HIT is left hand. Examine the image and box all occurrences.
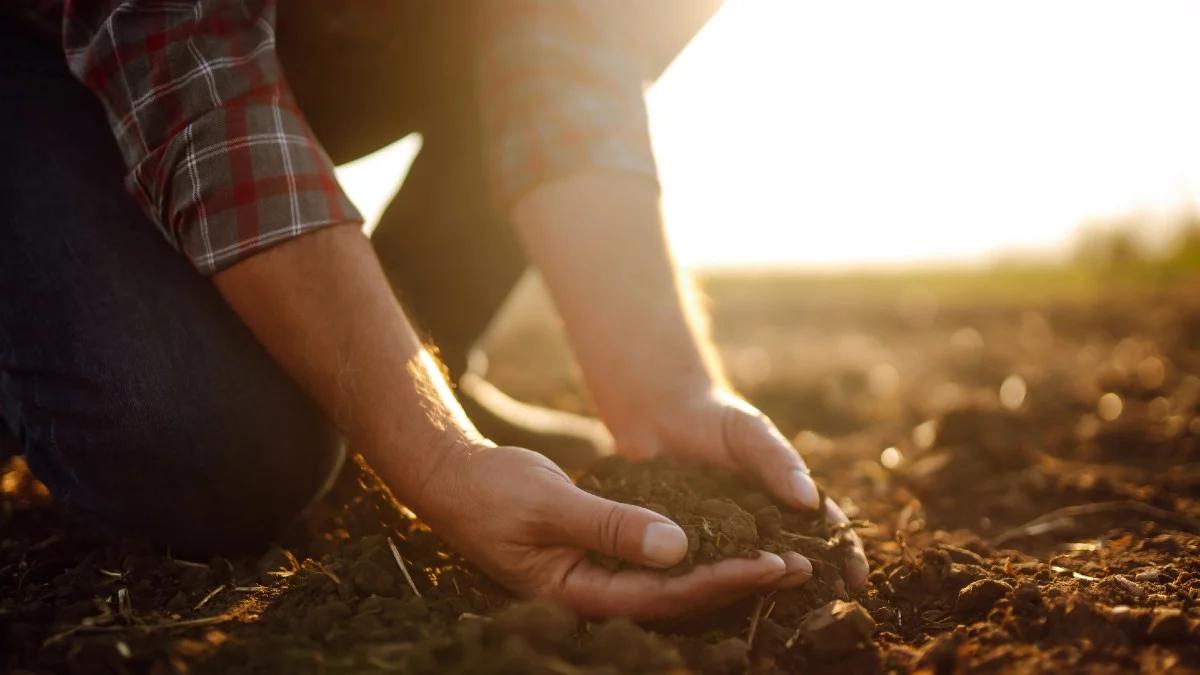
[608,387,870,592]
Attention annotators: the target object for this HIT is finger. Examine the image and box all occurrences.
[778,551,814,589]
[724,406,821,510]
[558,551,788,620]
[542,482,689,568]
[613,428,663,462]
[826,498,869,592]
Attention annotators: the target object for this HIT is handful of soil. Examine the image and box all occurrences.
[578,457,856,585]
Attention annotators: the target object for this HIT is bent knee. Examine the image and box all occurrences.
[22,359,343,554]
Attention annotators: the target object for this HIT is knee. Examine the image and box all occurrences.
[24,344,343,554]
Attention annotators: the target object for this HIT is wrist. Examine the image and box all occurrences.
[369,425,491,519]
[602,371,730,458]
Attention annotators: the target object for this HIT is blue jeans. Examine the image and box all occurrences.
[0,25,347,553]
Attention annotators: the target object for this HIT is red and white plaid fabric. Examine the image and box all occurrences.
[12,0,657,275]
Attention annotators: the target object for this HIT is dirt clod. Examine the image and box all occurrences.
[954,578,1012,615]
[697,637,751,674]
[1147,608,1189,642]
[798,600,876,655]
[578,456,854,592]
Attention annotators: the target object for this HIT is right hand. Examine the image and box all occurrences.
[403,443,814,620]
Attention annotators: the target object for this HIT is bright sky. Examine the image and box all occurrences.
[336,0,1200,270]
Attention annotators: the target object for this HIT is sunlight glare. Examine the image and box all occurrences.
[647,0,1200,268]
[333,2,1200,269]
[334,134,422,236]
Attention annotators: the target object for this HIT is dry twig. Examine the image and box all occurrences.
[992,500,1200,546]
[387,536,422,598]
[194,584,225,610]
[43,613,233,647]
[746,594,767,650]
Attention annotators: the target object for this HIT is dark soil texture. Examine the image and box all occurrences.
[579,456,856,593]
[4,274,1200,673]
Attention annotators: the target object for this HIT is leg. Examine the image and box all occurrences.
[367,107,528,382]
[0,26,342,554]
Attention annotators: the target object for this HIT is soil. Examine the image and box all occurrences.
[578,456,856,597]
[3,275,1200,673]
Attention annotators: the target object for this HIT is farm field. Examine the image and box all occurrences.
[3,267,1200,673]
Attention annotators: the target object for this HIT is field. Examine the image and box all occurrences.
[3,266,1200,673]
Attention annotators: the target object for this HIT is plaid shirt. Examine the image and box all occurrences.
[14,1,657,275]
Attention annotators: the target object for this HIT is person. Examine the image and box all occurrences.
[0,1,867,619]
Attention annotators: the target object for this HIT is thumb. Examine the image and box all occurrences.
[545,483,689,568]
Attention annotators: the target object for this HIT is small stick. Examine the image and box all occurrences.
[387,536,422,598]
[194,584,225,610]
[784,626,801,650]
[146,614,233,630]
[316,563,341,586]
[1050,565,1097,582]
[31,534,63,551]
[991,500,1200,546]
[117,588,132,619]
[746,595,766,650]
[43,614,233,646]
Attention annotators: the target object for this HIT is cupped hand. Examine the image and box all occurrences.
[609,388,870,592]
[406,443,813,619]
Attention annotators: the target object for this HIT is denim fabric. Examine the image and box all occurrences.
[0,25,343,554]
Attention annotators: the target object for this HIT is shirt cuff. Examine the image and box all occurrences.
[488,84,661,210]
[478,2,660,212]
[132,96,362,276]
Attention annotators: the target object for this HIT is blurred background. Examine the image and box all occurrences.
[337,0,1200,271]
[333,0,1200,457]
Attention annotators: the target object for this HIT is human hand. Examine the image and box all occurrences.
[402,443,814,619]
[607,388,870,592]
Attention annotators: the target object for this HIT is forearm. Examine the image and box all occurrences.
[212,224,480,510]
[512,171,726,440]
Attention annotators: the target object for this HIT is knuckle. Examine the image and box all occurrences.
[720,406,753,461]
[525,483,576,535]
[596,503,625,556]
[722,405,783,467]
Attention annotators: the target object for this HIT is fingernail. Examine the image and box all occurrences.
[642,522,688,567]
[846,556,870,591]
[780,553,813,587]
[757,552,788,580]
[790,469,820,510]
[786,553,813,578]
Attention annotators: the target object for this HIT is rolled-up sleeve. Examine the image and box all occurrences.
[62,0,361,275]
[477,0,660,211]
